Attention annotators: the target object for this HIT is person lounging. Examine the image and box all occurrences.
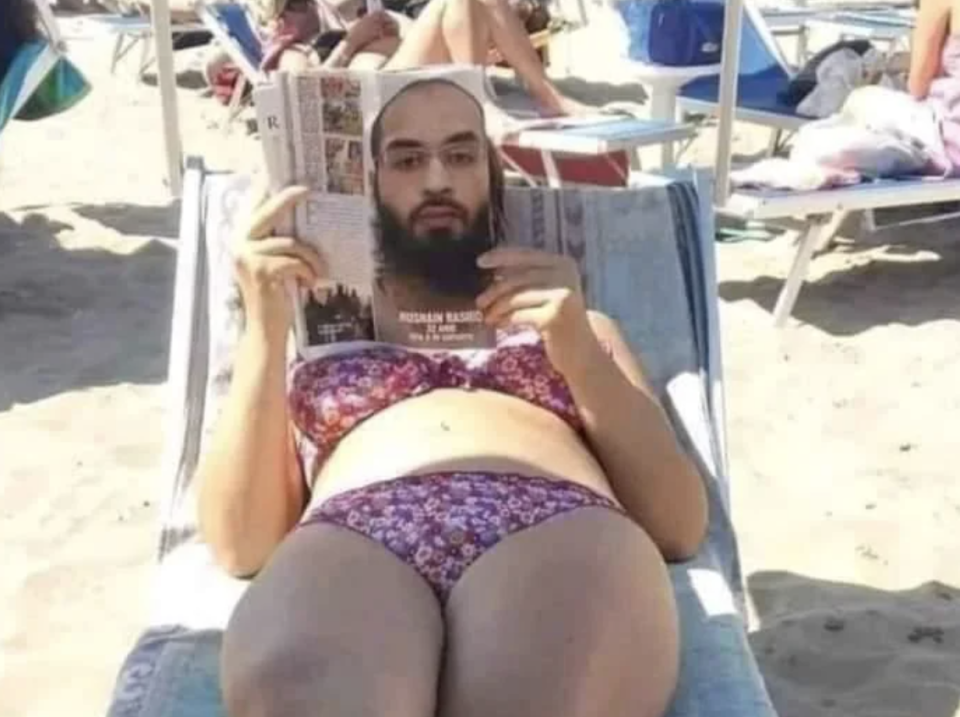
[198,78,708,717]
[733,0,960,191]
[261,0,582,116]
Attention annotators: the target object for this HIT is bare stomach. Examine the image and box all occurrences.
[305,390,619,512]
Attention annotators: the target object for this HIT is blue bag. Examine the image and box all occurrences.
[618,0,725,66]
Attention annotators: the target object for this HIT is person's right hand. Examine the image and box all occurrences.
[233,184,326,343]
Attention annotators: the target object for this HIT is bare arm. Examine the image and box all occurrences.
[322,11,397,67]
[909,0,950,99]
[196,186,324,577]
[476,248,708,560]
[563,313,708,560]
[196,331,305,578]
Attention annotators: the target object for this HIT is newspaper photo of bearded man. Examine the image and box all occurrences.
[370,77,506,348]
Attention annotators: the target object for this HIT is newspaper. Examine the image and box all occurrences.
[254,65,495,358]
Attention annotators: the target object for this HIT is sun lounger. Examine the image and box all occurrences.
[88,8,209,78]
[609,0,804,165]
[678,0,807,135]
[499,116,697,186]
[725,175,960,326]
[759,4,915,64]
[805,8,914,57]
[103,158,776,717]
[197,1,267,127]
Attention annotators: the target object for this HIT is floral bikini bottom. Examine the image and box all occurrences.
[300,472,625,602]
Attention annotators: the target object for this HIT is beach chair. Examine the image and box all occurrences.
[197,1,267,128]
[678,0,806,143]
[103,157,777,717]
[805,6,915,58]
[88,5,210,79]
[725,176,960,326]
[676,1,918,139]
[0,0,90,141]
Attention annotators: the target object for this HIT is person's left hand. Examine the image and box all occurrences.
[476,247,602,379]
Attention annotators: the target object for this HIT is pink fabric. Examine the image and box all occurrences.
[926,35,960,172]
[288,333,583,476]
[301,472,623,601]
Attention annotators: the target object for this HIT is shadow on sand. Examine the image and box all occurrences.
[747,571,960,717]
[0,208,176,409]
[74,201,181,237]
[719,218,960,336]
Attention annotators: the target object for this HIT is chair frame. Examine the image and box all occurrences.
[677,0,806,134]
[726,176,960,326]
[89,8,208,79]
[197,1,267,130]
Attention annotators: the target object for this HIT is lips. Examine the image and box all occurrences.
[418,206,460,219]
[413,204,466,230]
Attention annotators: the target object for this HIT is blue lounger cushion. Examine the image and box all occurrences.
[105,167,776,717]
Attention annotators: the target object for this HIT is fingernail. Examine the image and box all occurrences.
[477,255,491,267]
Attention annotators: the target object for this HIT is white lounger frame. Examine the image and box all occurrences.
[196,1,267,130]
[726,177,960,326]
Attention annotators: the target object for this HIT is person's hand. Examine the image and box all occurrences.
[233,184,326,345]
[345,10,397,52]
[476,247,602,379]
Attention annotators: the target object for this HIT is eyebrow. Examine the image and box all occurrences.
[383,131,482,152]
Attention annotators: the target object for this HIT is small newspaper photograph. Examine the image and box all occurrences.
[255,64,497,356]
[286,70,376,353]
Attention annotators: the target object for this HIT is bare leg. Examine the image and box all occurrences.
[222,525,444,717]
[349,35,403,70]
[385,0,581,115]
[439,507,679,717]
[384,0,456,68]
[277,44,319,72]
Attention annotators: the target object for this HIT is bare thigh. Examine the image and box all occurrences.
[221,525,444,717]
[439,507,679,717]
[384,0,455,69]
[348,36,401,70]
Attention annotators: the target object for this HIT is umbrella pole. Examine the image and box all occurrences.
[713,0,744,206]
[152,0,183,197]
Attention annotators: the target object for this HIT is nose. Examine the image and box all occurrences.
[423,153,451,193]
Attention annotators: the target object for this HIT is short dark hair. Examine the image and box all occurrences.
[370,78,506,242]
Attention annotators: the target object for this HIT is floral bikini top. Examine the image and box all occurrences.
[288,330,583,480]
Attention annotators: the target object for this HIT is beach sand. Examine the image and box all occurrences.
[1,12,959,717]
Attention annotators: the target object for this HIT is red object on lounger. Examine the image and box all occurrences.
[498,147,630,187]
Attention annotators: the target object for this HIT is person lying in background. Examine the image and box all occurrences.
[732,0,960,191]
[0,0,41,84]
[262,0,583,116]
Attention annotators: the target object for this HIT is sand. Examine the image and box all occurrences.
[1,11,959,717]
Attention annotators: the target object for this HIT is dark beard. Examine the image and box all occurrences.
[374,201,497,299]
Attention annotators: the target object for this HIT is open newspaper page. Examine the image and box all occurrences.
[258,65,498,354]
[282,69,378,358]
[368,66,496,350]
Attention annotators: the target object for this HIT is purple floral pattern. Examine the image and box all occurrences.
[301,472,623,602]
[288,336,583,476]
